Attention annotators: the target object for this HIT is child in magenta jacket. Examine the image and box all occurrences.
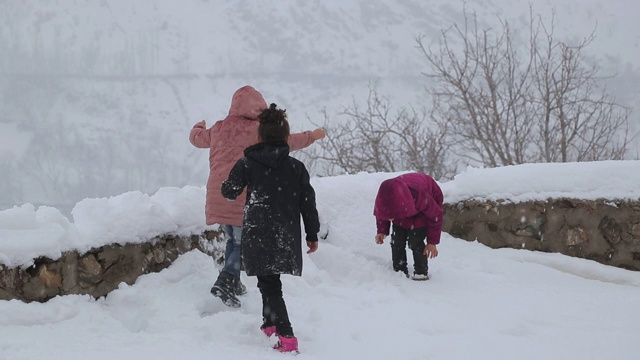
[373,173,443,280]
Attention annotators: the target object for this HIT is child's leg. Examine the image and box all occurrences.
[221,224,242,277]
[216,224,246,296]
[407,227,429,276]
[257,274,294,337]
[390,225,409,275]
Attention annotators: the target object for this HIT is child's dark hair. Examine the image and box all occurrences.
[258,103,290,143]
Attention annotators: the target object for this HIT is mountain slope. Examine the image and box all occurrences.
[0,0,638,209]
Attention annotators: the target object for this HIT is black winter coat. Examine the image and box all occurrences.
[221,141,320,277]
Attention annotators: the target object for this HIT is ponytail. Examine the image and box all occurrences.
[258,103,290,143]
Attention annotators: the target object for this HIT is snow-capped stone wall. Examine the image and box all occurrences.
[443,199,640,271]
[2,199,639,303]
[0,230,225,303]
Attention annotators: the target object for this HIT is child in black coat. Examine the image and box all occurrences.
[221,103,320,353]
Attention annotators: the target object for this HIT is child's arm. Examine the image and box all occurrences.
[374,219,391,244]
[299,165,320,244]
[288,129,325,151]
[424,208,442,258]
[376,218,391,237]
[425,211,443,245]
[221,158,249,200]
[414,184,443,245]
[189,120,211,148]
[423,186,444,245]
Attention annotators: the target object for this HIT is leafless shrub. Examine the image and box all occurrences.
[302,83,457,181]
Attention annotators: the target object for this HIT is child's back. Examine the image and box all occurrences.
[223,140,319,276]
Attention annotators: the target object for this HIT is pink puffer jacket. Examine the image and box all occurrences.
[189,85,317,226]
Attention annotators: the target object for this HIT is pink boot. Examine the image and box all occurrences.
[274,334,298,353]
[260,325,277,337]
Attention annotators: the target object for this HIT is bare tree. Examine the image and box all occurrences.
[303,84,457,181]
[528,11,633,162]
[418,5,636,167]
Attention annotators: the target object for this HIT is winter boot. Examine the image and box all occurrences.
[274,334,298,353]
[210,271,241,308]
[411,272,429,281]
[234,276,247,296]
[260,324,277,337]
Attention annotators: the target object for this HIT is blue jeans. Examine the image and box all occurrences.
[221,224,243,278]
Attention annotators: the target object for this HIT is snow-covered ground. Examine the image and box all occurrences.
[1,160,639,359]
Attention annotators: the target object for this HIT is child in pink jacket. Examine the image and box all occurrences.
[374,173,443,280]
[189,85,325,307]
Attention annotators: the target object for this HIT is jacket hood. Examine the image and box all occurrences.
[228,85,268,120]
[244,141,290,169]
[374,178,418,220]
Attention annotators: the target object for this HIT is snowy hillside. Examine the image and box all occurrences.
[5,1,639,76]
[1,0,639,211]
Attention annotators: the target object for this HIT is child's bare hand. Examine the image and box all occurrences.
[311,128,326,140]
[375,233,385,244]
[424,244,438,259]
[307,241,318,254]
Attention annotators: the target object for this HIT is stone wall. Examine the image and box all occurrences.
[3,198,640,303]
[0,230,225,303]
[443,199,640,270]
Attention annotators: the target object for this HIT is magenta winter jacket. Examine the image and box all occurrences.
[374,173,444,244]
[189,85,317,226]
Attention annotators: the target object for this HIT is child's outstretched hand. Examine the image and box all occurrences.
[307,241,318,254]
[375,233,385,244]
[311,128,326,140]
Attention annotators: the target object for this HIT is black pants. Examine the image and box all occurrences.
[257,275,294,337]
[391,224,429,275]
